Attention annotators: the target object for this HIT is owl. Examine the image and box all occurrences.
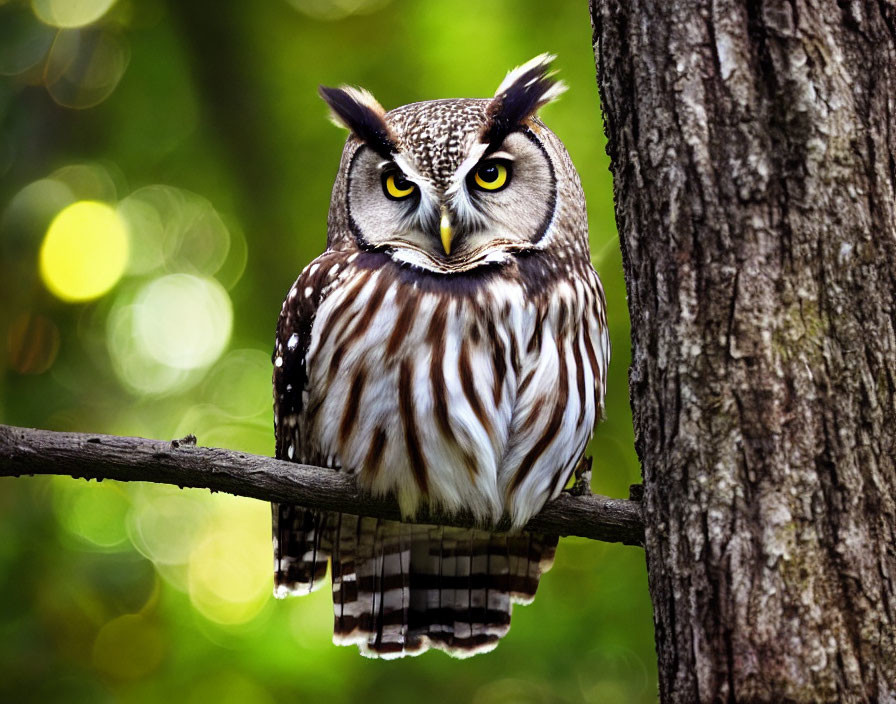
[272,54,609,658]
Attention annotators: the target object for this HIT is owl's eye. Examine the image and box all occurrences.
[471,160,511,192]
[382,172,417,200]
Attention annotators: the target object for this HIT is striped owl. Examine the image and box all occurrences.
[272,54,609,658]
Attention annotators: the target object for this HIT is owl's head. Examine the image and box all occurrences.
[320,54,585,274]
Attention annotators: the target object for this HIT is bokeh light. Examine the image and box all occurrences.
[7,312,60,374]
[0,4,55,76]
[3,178,75,243]
[51,162,120,203]
[135,274,232,370]
[471,679,554,704]
[187,673,276,704]
[44,28,129,109]
[287,586,334,649]
[106,293,195,396]
[116,187,171,276]
[91,613,165,679]
[284,0,392,21]
[31,0,118,29]
[201,349,272,419]
[128,488,212,573]
[39,200,129,302]
[52,477,130,550]
[117,185,234,279]
[187,497,271,625]
[105,274,233,396]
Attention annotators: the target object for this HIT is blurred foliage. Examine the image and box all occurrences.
[0,0,656,701]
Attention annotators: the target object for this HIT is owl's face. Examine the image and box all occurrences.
[321,55,577,274]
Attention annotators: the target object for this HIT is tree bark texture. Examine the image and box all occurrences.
[590,1,896,701]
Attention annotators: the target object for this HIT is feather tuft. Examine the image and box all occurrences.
[319,85,397,159]
[482,53,567,150]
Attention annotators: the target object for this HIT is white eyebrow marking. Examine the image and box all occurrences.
[374,151,437,207]
[388,151,439,229]
[486,150,516,162]
[443,141,492,230]
[392,153,432,191]
[444,142,488,196]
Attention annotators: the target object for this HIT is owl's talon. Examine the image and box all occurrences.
[567,456,593,497]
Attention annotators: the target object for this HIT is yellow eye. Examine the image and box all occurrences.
[383,172,416,200]
[472,161,510,191]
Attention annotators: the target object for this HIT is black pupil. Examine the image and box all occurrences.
[478,164,499,182]
[393,175,411,191]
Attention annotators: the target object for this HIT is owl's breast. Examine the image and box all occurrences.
[303,261,530,523]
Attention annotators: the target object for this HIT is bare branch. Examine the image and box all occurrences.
[0,424,644,545]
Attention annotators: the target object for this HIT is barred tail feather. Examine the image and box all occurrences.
[329,515,558,658]
[272,504,331,598]
[507,532,558,605]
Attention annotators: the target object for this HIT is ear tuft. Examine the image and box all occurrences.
[318,85,397,159]
[483,54,567,148]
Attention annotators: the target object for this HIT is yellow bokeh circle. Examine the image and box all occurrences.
[40,200,128,302]
[188,498,271,625]
[31,0,118,29]
[92,613,164,679]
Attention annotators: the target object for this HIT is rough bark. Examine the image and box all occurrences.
[0,424,644,545]
[590,1,896,701]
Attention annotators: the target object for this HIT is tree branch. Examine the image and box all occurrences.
[0,424,644,546]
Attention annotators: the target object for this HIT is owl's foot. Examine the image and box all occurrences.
[567,456,593,497]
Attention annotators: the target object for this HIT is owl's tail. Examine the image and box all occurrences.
[272,508,557,657]
[272,504,330,597]
[329,515,557,658]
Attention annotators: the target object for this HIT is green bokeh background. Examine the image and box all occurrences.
[0,0,655,701]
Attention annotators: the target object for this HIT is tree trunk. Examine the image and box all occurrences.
[590,1,896,701]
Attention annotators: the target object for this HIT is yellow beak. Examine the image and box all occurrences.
[440,206,453,256]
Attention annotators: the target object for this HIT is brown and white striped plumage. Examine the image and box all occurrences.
[273,55,609,658]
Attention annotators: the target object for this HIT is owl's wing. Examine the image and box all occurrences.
[273,249,351,455]
[272,249,349,597]
[500,266,610,529]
